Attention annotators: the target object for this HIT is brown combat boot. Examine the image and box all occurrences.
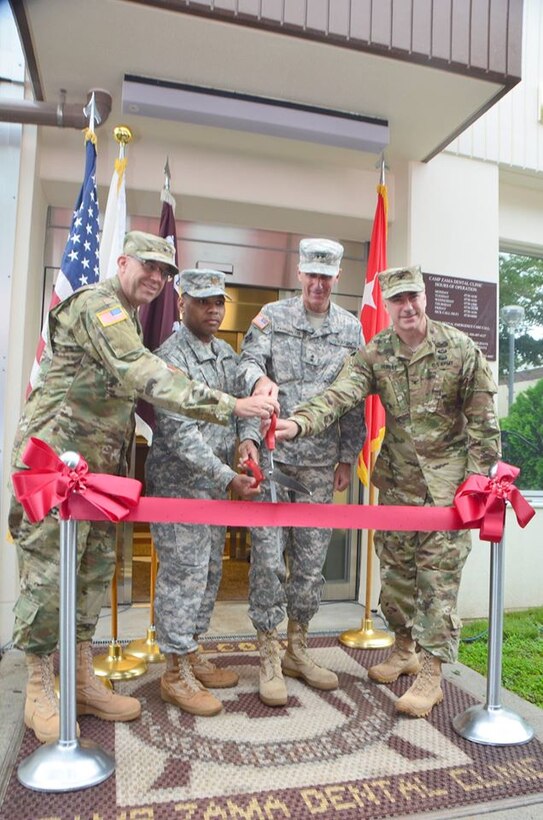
[76,642,141,721]
[282,620,338,691]
[24,653,66,743]
[395,650,444,717]
[368,634,421,683]
[257,629,288,706]
[188,648,239,689]
[161,654,223,716]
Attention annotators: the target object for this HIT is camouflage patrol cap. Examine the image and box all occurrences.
[173,268,231,300]
[298,238,343,276]
[378,265,425,300]
[123,230,178,276]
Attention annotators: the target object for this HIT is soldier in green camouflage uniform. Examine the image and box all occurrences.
[238,239,365,707]
[146,269,261,717]
[275,265,500,718]
[9,232,276,743]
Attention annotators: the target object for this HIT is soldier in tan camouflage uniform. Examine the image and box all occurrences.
[238,238,365,707]
[9,232,277,744]
[275,265,500,718]
[146,269,261,717]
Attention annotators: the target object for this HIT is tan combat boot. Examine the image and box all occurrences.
[24,653,63,743]
[395,650,444,717]
[76,641,141,721]
[368,634,421,683]
[282,620,338,691]
[161,654,223,716]
[257,629,288,706]
[188,647,239,689]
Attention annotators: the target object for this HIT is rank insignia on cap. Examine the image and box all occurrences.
[251,312,270,331]
[97,305,128,327]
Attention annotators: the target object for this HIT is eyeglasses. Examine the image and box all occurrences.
[131,256,174,281]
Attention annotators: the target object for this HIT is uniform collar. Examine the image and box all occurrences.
[393,316,435,360]
[177,322,218,362]
[294,294,334,332]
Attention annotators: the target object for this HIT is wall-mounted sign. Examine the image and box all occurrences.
[423,273,497,361]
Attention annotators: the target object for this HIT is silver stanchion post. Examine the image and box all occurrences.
[452,531,534,745]
[18,452,115,792]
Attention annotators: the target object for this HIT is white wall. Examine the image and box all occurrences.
[447,0,543,174]
[458,502,543,619]
[500,181,543,254]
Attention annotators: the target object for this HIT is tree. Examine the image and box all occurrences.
[500,379,543,490]
[499,253,543,378]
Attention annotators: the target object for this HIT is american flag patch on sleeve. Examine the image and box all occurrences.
[252,312,270,330]
[96,305,128,327]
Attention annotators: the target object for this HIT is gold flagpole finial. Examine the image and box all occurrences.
[163,156,171,191]
[113,125,132,160]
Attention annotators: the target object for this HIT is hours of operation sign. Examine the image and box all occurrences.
[423,273,497,361]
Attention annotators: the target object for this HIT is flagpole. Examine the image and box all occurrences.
[339,422,394,650]
[92,122,147,680]
[126,157,177,664]
[339,155,394,650]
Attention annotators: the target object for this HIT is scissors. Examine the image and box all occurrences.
[244,413,312,498]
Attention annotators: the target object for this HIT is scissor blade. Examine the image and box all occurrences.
[268,449,278,503]
[270,468,312,496]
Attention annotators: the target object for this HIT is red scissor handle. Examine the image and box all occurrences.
[242,457,265,487]
[265,412,277,451]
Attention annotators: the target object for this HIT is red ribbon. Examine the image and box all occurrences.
[12,440,535,543]
[12,437,142,523]
[454,461,535,541]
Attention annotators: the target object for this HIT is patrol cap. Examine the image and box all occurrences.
[123,230,178,276]
[379,265,425,300]
[173,268,231,300]
[298,238,343,276]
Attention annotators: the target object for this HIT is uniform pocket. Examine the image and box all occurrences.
[13,593,39,626]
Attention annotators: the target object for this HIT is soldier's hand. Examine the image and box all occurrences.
[274,418,300,441]
[253,375,279,402]
[229,473,261,500]
[238,439,259,468]
[334,462,351,492]
[234,395,279,419]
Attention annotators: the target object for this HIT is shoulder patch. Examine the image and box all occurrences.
[251,312,271,331]
[96,305,128,327]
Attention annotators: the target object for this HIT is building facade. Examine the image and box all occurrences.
[2,0,542,645]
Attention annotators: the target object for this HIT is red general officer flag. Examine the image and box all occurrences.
[357,175,389,486]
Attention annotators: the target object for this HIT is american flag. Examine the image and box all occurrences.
[27,131,100,394]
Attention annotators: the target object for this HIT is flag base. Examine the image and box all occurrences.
[338,619,395,649]
[125,626,165,663]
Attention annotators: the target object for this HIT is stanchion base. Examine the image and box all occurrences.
[339,620,395,649]
[93,642,147,680]
[452,703,534,746]
[17,739,115,792]
[125,627,165,663]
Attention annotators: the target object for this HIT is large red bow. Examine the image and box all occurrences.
[12,437,142,523]
[454,461,534,541]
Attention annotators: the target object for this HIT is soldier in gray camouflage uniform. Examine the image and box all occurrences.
[275,265,500,718]
[9,232,277,744]
[238,238,365,706]
[146,269,261,717]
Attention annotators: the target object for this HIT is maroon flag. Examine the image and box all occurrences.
[138,187,179,352]
[136,172,179,435]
